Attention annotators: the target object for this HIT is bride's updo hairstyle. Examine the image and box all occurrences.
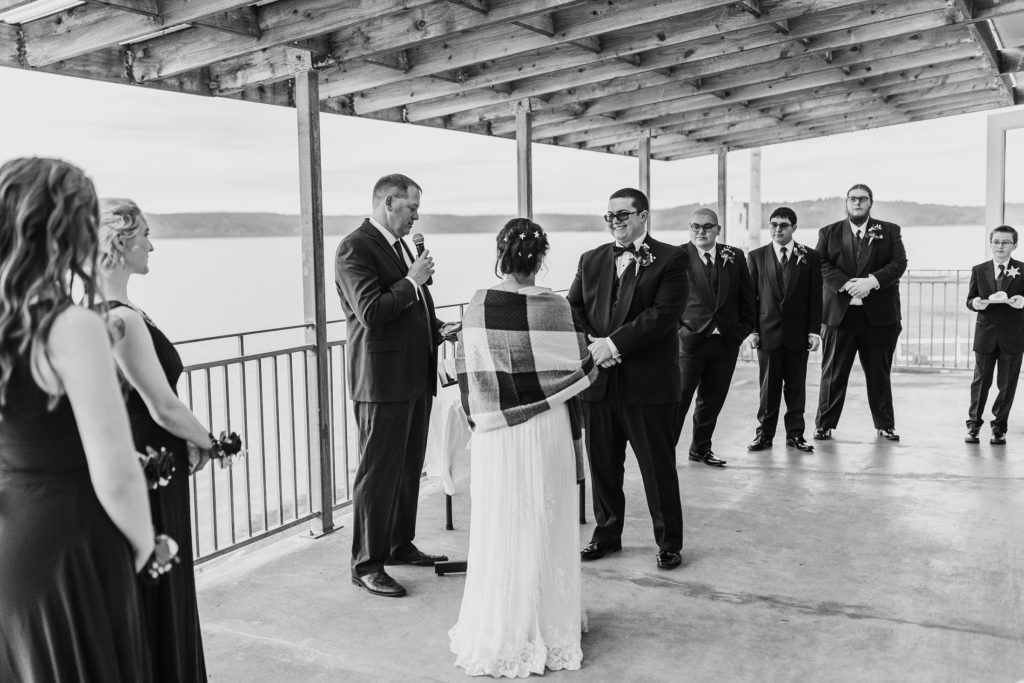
[97,198,144,270]
[495,217,549,279]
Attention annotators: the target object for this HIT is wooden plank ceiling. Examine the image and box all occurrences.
[2,0,1024,161]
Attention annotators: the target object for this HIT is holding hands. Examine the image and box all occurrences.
[842,276,877,299]
[587,335,620,368]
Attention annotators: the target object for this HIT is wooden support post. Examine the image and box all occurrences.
[748,148,762,252]
[717,147,728,243]
[639,132,652,232]
[516,99,533,219]
[296,70,335,537]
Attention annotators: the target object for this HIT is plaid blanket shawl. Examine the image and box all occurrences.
[456,288,597,434]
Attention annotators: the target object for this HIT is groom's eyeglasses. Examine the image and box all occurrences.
[603,210,638,223]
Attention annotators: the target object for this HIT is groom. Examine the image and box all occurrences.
[568,188,688,570]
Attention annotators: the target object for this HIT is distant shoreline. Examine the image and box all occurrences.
[147,198,1014,239]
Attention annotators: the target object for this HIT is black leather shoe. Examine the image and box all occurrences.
[688,450,726,467]
[351,570,407,597]
[964,429,980,444]
[991,431,1007,445]
[385,548,449,566]
[813,427,832,440]
[747,435,773,451]
[786,436,814,452]
[877,428,900,441]
[656,550,682,570]
[580,540,621,561]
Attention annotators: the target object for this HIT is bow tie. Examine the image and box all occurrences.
[612,243,637,255]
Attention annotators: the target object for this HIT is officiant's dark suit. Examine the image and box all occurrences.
[335,174,446,598]
[965,226,1024,443]
[674,209,756,465]
[747,234,822,449]
[568,188,688,569]
[815,184,907,440]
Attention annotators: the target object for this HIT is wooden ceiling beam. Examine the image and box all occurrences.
[192,9,261,38]
[82,0,160,19]
[343,0,929,112]
[0,0,35,13]
[19,0,264,66]
[209,47,312,96]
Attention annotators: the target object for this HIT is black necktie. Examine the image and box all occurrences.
[998,264,1006,288]
[780,246,789,267]
[393,240,406,268]
[854,228,865,257]
[779,246,789,291]
[704,252,719,292]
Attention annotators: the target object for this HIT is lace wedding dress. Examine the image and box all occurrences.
[449,403,585,678]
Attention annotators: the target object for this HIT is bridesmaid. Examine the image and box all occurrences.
[95,198,216,682]
[0,158,157,681]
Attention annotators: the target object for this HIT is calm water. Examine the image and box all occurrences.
[131,225,987,344]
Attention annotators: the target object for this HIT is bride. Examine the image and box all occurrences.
[450,218,597,677]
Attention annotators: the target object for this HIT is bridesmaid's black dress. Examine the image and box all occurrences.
[107,301,207,683]
[0,353,152,682]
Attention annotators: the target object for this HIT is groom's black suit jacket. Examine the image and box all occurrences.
[816,218,907,327]
[568,235,688,405]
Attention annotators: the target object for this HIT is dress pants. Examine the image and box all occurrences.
[816,307,901,430]
[674,335,740,453]
[756,346,810,439]
[584,400,682,552]
[967,346,1023,433]
[351,392,432,577]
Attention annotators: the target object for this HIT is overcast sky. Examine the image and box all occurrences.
[2,66,1021,217]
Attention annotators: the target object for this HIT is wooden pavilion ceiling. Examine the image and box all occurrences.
[2,0,1024,161]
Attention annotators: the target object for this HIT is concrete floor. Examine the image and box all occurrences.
[195,364,1024,682]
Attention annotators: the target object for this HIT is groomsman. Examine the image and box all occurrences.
[746,207,822,452]
[675,207,756,466]
[814,184,907,441]
[569,188,688,570]
[965,225,1024,445]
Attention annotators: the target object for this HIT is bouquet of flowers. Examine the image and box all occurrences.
[139,446,175,489]
[209,430,247,468]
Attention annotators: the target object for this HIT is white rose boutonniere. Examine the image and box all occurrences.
[793,243,808,265]
[867,223,884,243]
[634,243,656,275]
[720,245,736,265]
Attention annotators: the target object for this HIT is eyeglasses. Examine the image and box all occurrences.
[769,222,793,229]
[991,240,1016,247]
[690,223,718,233]
[846,195,871,204]
[603,210,638,223]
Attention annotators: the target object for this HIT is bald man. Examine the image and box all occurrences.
[674,208,756,466]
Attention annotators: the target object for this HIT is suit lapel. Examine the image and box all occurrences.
[765,246,784,301]
[715,248,730,309]
[594,245,616,335]
[360,220,407,275]
[985,261,997,294]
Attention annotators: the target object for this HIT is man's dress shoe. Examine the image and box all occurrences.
[352,570,407,597]
[991,431,1007,445]
[580,540,621,561]
[747,436,773,451]
[786,436,814,452]
[657,550,682,570]
[964,429,980,444]
[813,427,832,440]
[877,428,900,441]
[688,450,726,467]
[385,548,449,566]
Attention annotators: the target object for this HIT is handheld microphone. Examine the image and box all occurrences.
[411,232,433,286]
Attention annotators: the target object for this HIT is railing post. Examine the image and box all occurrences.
[296,70,335,536]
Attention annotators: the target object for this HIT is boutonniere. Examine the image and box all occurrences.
[720,245,736,265]
[867,223,884,243]
[793,243,808,265]
[1008,265,1020,279]
[633,243,656,274]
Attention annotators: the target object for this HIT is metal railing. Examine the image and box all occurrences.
[176,272,977,562]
